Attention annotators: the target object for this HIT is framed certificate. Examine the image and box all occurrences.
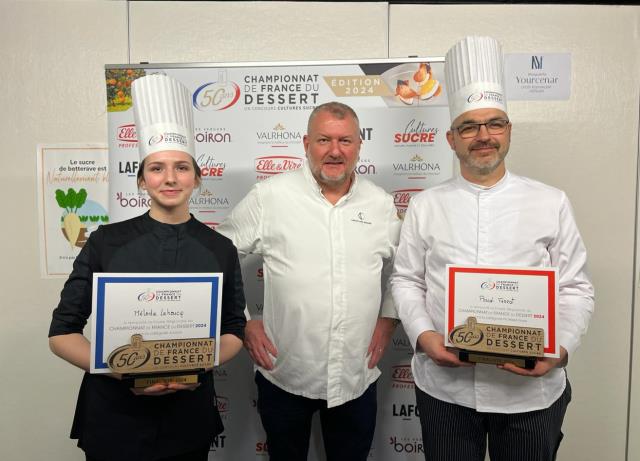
[445,265,558,358]
[90,273,223,373]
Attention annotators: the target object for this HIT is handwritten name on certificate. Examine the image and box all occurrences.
[90,273,222,373]
[445,265,558,357]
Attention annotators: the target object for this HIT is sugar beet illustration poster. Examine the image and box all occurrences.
[37,144,109,277]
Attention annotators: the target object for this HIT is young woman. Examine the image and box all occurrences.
[49,75,246,461]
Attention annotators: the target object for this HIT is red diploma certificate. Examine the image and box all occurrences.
[445,265,559,358]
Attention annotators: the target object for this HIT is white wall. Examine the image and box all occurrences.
[1,2,638,460]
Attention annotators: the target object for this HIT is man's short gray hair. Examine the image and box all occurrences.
[307,101,360,134]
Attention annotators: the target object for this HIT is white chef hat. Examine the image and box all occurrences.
[444,36,507,122]
[132,73,195,160]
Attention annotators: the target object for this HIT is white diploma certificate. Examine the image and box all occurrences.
[90,273,223,373]
[445,265,559,357]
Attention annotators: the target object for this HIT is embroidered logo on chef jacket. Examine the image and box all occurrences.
[351,211,372,225]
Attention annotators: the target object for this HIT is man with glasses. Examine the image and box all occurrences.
[391,36,594,461]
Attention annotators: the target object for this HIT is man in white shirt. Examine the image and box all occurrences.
[391,36,594,461]
[217,101,401,461]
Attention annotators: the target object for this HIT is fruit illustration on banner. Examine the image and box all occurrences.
[106,68,146,112]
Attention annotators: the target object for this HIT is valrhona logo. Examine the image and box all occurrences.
[256,123,302,145]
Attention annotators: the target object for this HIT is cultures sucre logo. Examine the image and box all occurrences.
[197,154,226,179]
[394,119,438,147]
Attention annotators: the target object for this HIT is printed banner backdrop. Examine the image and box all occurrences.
[106,59,451,460]
[37,144,109,277]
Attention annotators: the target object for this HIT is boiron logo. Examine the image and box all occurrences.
[255,156,303,175]
[117,124,137,142]
[393,188,423,209]
[389,437,424,454]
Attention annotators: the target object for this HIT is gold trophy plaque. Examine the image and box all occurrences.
[107,334,215,388]
[449,317,544,369]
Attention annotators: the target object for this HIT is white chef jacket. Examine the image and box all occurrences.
[217,162,401,407]
[391,171,594,413]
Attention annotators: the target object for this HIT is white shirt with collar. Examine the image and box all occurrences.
[217,162,401,408]
[391,170,594,413]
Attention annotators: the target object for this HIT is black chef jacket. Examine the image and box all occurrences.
[49,212,247,461]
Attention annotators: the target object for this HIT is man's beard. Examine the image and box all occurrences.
[457,141,507,176]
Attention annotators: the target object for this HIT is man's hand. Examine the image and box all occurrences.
[499,347,568,377]
[244,319,278,370]
[130,382,201,396]
[367,317,398,369]
[417,330,473,368]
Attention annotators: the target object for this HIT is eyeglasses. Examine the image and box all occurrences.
[452,119,510,139]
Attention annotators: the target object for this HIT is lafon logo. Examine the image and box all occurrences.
[193,78,241,111]
[255,156,303,175]
[392,403,420,419]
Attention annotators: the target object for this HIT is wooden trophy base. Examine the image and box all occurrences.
[458,350,537,369]
[124,369,205,389]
